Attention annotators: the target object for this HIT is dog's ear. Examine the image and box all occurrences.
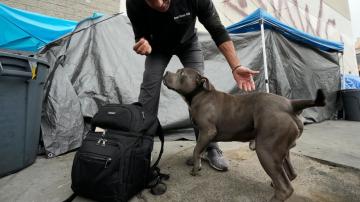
[200,77,213,91]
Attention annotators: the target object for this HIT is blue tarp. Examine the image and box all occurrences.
[226,9,344,52]
[0,3,77,52]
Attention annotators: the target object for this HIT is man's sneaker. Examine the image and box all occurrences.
[204,147,229,171]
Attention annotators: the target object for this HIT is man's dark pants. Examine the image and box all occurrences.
[138,40,219,149]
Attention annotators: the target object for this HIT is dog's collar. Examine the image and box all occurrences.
[184,85,204,106]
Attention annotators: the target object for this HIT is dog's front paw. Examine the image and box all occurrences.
[249,140,256,151]
[190,168,201,176]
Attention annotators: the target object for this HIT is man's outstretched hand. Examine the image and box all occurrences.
[232,66,259,92]
[133,38,152,55]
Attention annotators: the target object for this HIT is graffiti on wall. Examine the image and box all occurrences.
[222,0,340,41]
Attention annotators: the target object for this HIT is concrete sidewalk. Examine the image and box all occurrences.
[293,120,360,170]
[0,120,359,202]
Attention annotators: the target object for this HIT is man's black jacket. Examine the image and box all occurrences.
[126,0,230,53]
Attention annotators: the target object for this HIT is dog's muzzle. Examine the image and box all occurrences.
[163,71,171,86]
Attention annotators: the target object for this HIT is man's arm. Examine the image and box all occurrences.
[196,0,258,91]
[126,0,148,42]
[218,41,258,91]
[126,0,152,55]
[196,0,230,47]
[218,41,240,71]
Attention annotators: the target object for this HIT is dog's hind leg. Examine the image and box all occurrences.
[271,153,297,187]
[255,117,299,201]
[283,151,297,181]
[256,146,294,202]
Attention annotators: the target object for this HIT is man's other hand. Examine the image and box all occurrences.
[133,38,152,55]
[232,66,259,92]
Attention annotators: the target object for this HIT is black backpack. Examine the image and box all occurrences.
[65,103,169,202]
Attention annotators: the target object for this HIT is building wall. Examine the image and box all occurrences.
[0,0,120,21]
[356,38,360,73]
[356,38,360,54]
[357,54,360,74]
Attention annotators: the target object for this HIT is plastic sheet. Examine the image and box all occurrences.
[343,74,360,89]
[39,15,341,157]
[0,3,77,52]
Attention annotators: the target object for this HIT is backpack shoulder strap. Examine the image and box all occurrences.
[62,193,77,202]
[151,119,164,169]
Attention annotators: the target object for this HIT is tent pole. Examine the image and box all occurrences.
[340,52,345,89]
[260,19,270,93]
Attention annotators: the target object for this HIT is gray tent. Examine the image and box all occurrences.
[39,14,341,157]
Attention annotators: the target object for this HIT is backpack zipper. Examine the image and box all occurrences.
[104,157,112,168]
[79,153,112,168]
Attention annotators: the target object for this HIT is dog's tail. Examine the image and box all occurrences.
[291,89,326,113]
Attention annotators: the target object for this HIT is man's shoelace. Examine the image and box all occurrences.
[207,147,223,157]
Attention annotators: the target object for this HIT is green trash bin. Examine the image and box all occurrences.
[0,51,49,177]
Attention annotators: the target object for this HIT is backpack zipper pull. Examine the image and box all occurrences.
[101,139,107,147]
[142,111,145,120]
[104,157,112,168]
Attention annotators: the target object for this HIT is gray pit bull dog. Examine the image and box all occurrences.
[163,68,326,202]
